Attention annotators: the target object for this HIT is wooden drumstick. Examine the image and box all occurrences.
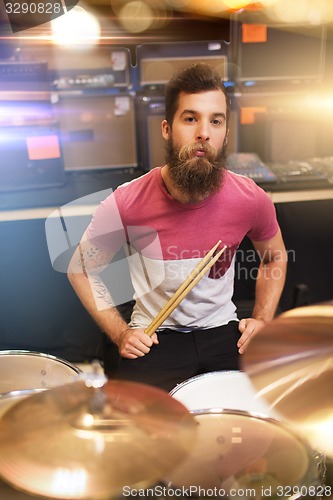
[145,243,226,337]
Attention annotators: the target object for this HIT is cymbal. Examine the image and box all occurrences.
[0,379,196,499]
[242,303,333,458]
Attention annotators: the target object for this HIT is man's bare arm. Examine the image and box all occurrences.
[67,235,158,358]
[237,228,287,354]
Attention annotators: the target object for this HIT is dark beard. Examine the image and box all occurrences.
[165,137,227,203]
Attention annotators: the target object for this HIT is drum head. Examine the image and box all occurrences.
[165,410,320,498]
[170,371,279,418]
[0,350,80,394]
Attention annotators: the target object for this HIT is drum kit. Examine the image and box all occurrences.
[0,302,332,499]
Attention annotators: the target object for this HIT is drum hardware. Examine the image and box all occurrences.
[242,303,333,459]
[0,378,196,499]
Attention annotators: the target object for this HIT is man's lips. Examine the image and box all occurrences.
[195,149,206,157]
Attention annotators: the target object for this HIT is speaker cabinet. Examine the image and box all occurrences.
[137,40,231,87]
[237,91,322,162]
[267,115,317,162]
[53,93,138,171]
[232,11,326,83]
[0,96,65,192]
[18,45,132,90]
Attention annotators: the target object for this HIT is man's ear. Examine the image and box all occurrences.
[161,119,171,140]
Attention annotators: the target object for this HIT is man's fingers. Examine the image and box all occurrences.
[151,332,159,344]
[237,318,266,354]
[120,328,158,358]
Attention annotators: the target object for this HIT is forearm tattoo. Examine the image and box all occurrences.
[78,243,88,278]
[76,243,113,276]
[75,242,115,310]
[90,275,115,309]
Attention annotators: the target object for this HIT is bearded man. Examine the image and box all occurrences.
[68,63,287,391]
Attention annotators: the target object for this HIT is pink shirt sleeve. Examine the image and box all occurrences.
[86,190,126,253]
[246,186,279,241]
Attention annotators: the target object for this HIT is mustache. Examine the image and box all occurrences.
[178,142,219,164]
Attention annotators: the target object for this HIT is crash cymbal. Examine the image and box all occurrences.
[242,303,333,458]
[0,379,196,499]
[282,302,333,319]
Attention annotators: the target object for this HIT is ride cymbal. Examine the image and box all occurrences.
[242,304,333,458]
[0,379,196,499]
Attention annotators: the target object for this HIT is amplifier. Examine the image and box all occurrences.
[0,121,65,192]
[17,45,132,90]
[232,11,326,83]
[137,40,231,87]
[52,92,138,171]
[235,90,323,162]
[0,62,48,91]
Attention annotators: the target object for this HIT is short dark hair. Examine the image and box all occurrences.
[164,63,230,127]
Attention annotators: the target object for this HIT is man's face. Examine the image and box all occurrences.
[162,90,228,202]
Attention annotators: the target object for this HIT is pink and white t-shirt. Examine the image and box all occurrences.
[86,167,279,330]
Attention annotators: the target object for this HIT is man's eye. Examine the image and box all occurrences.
[185,116,196,122]
[212,119,223,125]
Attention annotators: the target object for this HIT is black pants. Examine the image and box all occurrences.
[104,321,241,392]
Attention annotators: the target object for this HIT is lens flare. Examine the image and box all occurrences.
[51,6,101,46]
[118,1,155,33]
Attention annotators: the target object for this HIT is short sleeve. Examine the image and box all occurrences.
[247,186,279,241]
[86,190,126,253]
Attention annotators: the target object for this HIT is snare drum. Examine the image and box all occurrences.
[170,370,279,417]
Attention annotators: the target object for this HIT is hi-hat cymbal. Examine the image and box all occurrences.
[0,379,196,499]
[242,303,333,458]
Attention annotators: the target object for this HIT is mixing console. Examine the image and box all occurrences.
[226,153,331,190]
[306,157,333,184]
[226,153,278,185]
[268,159,331,190]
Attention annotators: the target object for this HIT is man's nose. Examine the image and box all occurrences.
[195,122,209,141]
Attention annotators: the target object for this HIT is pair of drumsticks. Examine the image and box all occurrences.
[145,241,226,336]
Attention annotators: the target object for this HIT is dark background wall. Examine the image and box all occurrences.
[233,200,333,313]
